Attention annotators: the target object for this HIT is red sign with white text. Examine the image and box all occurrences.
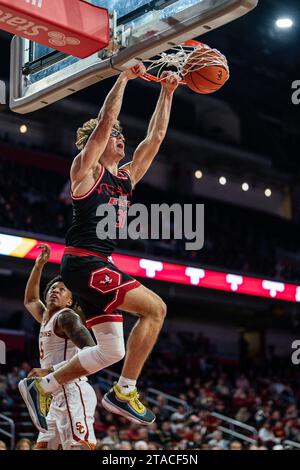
[0,0,109,58]
[21,239,300,304]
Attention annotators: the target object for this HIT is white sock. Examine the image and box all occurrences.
[117,376,137,394]
[40,373,60,394]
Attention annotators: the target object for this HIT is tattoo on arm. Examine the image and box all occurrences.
[56,311,95,349]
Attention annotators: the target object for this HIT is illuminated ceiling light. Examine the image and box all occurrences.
[195,170,203,179]
[242,182,249,192]
[20,124,28,134]
[219,176,227,186]
[276,18,293,29]
[265,188,272,198]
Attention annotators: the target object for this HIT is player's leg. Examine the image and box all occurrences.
[102,285,166,425]
[42,313,126,385]
[62,284,165,425]
[50,284,165,384]
[17,317,125,432]
[58,382,97,451]
[118,284,167,380]
[35,403,61,450]
[35,429,61,451]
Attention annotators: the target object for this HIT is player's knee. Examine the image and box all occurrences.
[78,335,125,373]
[95,336,125,367]
[108,341,125,364]
[158,300,167,321]
[150,298,167,323]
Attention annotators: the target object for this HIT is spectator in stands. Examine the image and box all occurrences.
[215,378,231,398]
[136,428,149,443]
[229,440,243,450]
[95,442,113,450]
[118,441,133,450]
[208,430,228,450]
[134,440,149,450]
[0,374,13,410]
[171,404,187,422]
[235,406,251,423]
[148,422,161,443]
[248,444,259,450]
[258,422,280,445]
[0,440,7,450]
[101,425,120,447]
[159,420,179,445]
[7,367,21,390]
[15,438,32,450]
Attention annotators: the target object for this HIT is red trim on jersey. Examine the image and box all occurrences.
[63,246,109,262]
[119,167,131,177]
[75,383,89,442]
[86,313,123,329]
[115,171,128,180]
[71,165,105,200]
[62,385,82,445]
[64,339,67,361]
[103,279,140,314]
[119,167,133,184]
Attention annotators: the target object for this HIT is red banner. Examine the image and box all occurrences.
[0,0,109,58]
[1,232,299,303]
[23,240,300,304]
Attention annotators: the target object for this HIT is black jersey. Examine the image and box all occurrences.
[66,166,133,256]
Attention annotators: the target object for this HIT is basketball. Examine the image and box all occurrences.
[184,43,229,94]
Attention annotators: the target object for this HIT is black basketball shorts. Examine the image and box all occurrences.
[60,247,141,329]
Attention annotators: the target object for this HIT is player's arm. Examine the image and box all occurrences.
[28,311,95,377]
[55,310,95,349]
[120,72,179,187]
[24,244,50,323]
[71,65,145,184]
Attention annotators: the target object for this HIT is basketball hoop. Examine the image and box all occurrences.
[140,40,229,86]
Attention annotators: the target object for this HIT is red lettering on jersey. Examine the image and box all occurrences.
[39,331,51,338]
[96,183,132,198]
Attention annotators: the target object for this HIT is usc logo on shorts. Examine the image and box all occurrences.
[75,422,85,434]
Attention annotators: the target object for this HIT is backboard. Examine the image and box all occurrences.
[10,0,258,114]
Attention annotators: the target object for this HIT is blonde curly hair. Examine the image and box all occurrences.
[75,118,123,151]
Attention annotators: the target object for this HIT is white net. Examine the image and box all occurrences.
[142,41,229,84]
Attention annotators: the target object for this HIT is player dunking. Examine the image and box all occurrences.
[19,244,97,449]
[19,64,179,427]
